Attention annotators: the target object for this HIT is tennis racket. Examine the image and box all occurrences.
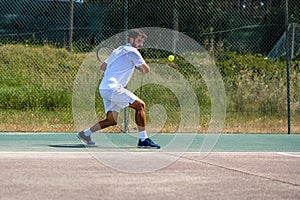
[96,45,114,63]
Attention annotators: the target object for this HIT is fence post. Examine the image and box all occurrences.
[285,0,291,134]
[68,0,74,52]
[172,0,179,55]
[124,0,129,133]
[290,23,296,59]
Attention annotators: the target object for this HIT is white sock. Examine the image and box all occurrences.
[139,131,148,141]
[84,128,92,136]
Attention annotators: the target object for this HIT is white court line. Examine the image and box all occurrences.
[277,152,300,158]
[0,151,296,154]
[0,152,90,154]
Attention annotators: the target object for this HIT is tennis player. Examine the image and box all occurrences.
[77,29,160,148]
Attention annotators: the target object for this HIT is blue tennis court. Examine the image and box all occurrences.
[1,132,299,152]
[1,132,300,199]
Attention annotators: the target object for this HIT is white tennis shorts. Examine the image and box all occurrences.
[100,87,138,113]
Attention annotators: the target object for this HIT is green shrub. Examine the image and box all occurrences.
[0,44,85,111]
[1,44,299,117]
[0,86,71,110]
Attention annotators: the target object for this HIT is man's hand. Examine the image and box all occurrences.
[137,63,150,73]
[100,62,107,71]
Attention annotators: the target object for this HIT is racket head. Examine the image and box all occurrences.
[96,46,114,63]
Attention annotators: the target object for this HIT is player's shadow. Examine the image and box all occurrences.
[48,144,87,148]
[47,144,135,149]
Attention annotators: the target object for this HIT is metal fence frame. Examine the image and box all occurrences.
[0,0,299,133]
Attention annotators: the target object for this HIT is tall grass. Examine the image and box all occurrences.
[0,44,299,132]
[217,51,300,114]
[0,44,85,111]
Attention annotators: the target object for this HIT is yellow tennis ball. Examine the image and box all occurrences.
[168,55,175,62]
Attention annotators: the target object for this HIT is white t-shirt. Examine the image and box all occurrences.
[99,43,145,89]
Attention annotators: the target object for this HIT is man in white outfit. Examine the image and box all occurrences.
[77,29,160,148]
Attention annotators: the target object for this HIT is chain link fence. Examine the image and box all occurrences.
[0,0,299,133]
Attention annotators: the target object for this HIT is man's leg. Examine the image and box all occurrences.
[130,99,160,148]
[129,99,146,132]
[91,111,118,132]
[77,111,118,145]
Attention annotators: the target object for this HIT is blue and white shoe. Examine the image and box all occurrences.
[137,138,160,149]
[76,131,95,145]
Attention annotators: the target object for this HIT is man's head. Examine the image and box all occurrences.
[128,29,147,49]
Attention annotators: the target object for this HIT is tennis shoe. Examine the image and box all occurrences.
[137,138,160,149]
[77,131,95,145]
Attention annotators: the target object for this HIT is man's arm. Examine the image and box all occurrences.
[137,63,150,73]
[100,62,107,71]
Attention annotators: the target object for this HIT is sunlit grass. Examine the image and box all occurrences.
[0,44,299,133]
